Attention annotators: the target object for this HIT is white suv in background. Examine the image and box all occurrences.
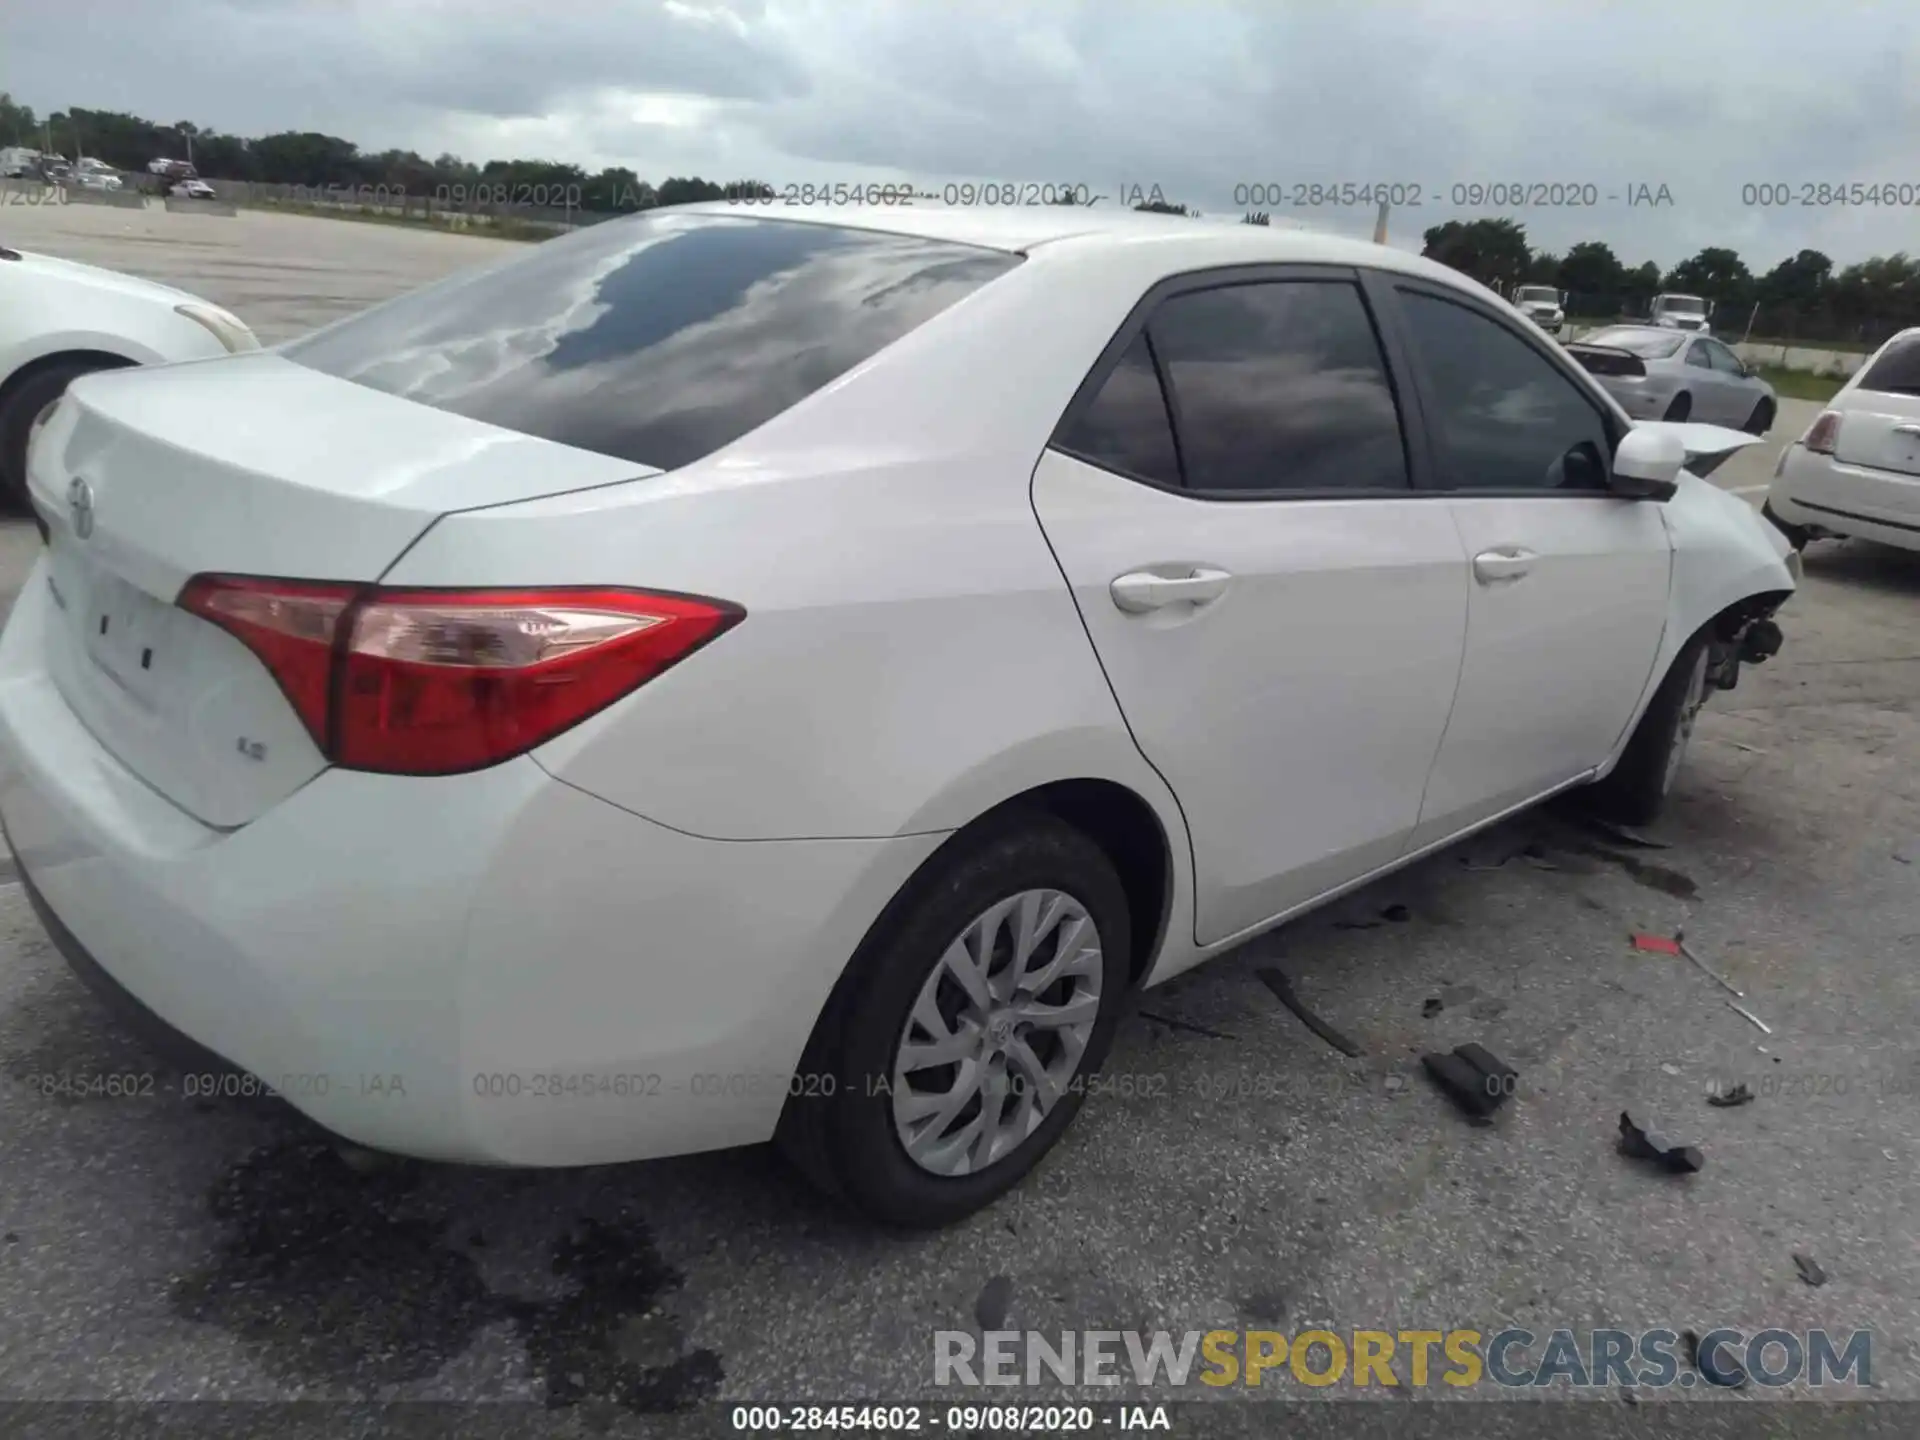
[1765,328,1920,553]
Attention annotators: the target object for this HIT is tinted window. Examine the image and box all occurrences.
[1685,342,1714,369]
[1705,341,1745,374]
[1583,328,1685,360]
[284,213,1019,471]
[1398,290,1612,493]
[1857,336,1920,396]
[1056,333,1180,486]
[1146,281,1408,493]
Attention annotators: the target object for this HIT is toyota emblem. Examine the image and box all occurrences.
[68,476,94,540]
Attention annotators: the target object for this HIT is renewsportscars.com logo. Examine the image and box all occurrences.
[934,1327,1873,1390]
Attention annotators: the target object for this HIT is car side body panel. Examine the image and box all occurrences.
[0,251,232,388]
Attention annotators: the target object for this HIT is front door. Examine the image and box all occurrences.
[1033,271,1470,946]
[1381,281,1673,847]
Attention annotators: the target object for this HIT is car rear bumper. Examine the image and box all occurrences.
[1769,446,1920,552]
[1597,375,1673,419]
[0,560,944,1165]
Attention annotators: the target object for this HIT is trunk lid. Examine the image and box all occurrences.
[1830,388,1920,479]
[23,353,653,827]
[1566,343,1647,378]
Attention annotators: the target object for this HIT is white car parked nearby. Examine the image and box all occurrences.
[0,243,259,505]
[0,206,1796,1228]
[1765,327,1920,553]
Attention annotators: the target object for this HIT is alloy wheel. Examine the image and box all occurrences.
[890,888,1104,1177]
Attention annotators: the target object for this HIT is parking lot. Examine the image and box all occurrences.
[2,202,1917,1430]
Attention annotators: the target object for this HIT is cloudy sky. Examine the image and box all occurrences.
[9,0,1917,269]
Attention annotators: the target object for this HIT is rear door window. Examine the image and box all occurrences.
[284,213,1020,472]
[1146,280,1410,494]
[1055,333,1182,487]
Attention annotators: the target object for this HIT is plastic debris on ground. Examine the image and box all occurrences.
[1421,1043,1517,1124]
[1617,1112,1704,1174]
[1256,967,1363,1057]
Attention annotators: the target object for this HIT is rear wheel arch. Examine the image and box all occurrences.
[0,347,138,414]
[774,778,1173,1216]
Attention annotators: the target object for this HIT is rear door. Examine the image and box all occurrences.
[1702,338,1757,426]
[1032,267,1469,946]
[1378,279,1672,848]
[1681,339,1732,423]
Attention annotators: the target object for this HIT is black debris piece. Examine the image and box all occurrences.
[1585,816,1673,850]
[1256,968,1363,1057]
[1793,1253,1828,1287]
[1455,1043,1517,1096]
[1332,917,1383,931]
[1617,1112,1704,1174]
[1382,904,1412,923]
[1138,1009,1236,1042]
[974,1275,1013,1330]
[1422,996,1445,1018]
[1706,1082,1754,1108]
[2,1232,15,1244]
[1421,1043,1517,1122]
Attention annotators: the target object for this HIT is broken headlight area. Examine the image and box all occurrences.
[1705,595,1788,692]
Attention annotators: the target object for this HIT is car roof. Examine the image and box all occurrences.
[668,200,1487,292]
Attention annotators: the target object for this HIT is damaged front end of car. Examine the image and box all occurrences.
[1704,591,1788,695]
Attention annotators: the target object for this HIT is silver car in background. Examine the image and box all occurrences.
[1565,325,1776,434]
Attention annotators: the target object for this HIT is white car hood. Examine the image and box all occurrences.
[10,248,204,308]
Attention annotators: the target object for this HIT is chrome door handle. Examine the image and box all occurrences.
[1472,548,1535,584]
[1109,566,1233,613]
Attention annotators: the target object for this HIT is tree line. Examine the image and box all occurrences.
[6,93,1909,342]
[1419,217,1912,344]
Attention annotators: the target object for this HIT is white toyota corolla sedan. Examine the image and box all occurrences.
[1,205,1796,1228]
[0,242,259,506]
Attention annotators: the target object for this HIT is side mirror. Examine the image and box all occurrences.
[1611,427,1684,500]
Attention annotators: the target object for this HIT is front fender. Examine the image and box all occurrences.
[1606,470,1795,771]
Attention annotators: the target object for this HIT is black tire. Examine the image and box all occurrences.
[0,357,128,510]
[1585,629,1711,826]
[777,811,1131,1229]
[1662,393,1692,422]
[1761,500,1810,551]
[1745,398,1775,436]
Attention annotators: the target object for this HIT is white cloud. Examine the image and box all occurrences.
[9,0,1917,267]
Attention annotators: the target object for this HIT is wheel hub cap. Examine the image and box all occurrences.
[890,888,1104,1177]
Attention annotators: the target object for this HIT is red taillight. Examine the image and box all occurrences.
[1804,411,1843,455]
[180,577,742,775]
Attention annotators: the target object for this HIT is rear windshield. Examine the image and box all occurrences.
[1581,328,1686,359]
[283,212,1020,471]
[1857,336,1920,396]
